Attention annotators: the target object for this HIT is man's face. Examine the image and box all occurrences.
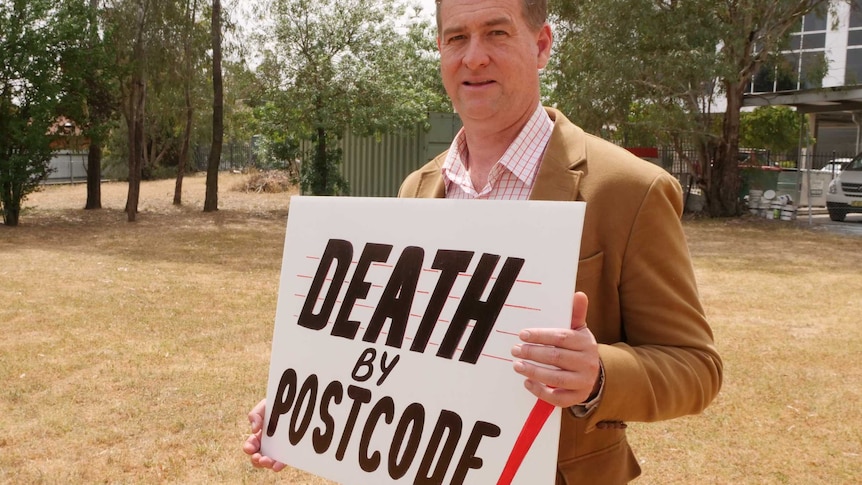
[437,0,552,130]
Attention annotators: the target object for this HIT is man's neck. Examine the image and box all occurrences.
[461,105,539,175]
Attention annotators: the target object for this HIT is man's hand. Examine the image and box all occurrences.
[242,398,287,472]
[511,292,601,407]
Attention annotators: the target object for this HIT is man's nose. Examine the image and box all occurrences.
[463,37,490,69]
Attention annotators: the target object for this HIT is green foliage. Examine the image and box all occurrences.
[301,137,349,196]
[548,0,832,217]
[548,0,721,137]
[55,0,120,145]
[254,0,447,195]
[740,106,808,153]
[1,0,89,226]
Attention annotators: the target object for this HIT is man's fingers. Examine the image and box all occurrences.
[514,357,594,391]
[249,398,266,433]
[522,379,584,408]
[243,431,261,456]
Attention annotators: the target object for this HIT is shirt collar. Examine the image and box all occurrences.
[441,104,553,191]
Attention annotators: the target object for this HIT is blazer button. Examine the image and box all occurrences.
[596,420,627,429]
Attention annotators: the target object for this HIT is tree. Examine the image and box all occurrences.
[104,0,197,221]
[0,0,85,226]
[204,0,223,212]
[174,0,204,206]
[58,0,121,211]
[255,0,446,195]
[740,106,808,154]
[549,0,833,216]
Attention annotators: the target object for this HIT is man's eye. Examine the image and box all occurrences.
[490,30,508,36]
[447,34,467,43]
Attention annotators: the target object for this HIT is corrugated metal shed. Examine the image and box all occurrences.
[340,112,462,197]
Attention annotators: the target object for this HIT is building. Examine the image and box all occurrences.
[744,0,862,159]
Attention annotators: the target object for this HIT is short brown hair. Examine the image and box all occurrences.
[435,0,548,33]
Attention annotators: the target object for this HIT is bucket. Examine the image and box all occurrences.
[777,193,793,205]
[769,200,783,220]
[748,190,762,214]
[759,198,771,218]
[780,205,796,221]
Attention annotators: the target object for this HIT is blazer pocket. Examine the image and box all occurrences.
[575,252,604,294]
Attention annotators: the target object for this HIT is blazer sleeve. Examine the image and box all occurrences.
[584,172,723,429]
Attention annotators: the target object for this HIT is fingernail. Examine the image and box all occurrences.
[511,344,522,357]
[513,360,526,372]
[519,330,532,340]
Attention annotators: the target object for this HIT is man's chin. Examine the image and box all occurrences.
[453,102,500,122]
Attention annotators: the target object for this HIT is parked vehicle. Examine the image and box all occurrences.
[826,155,862,221]
[820,158,851,176]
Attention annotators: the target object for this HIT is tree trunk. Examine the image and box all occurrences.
[84,0,102,211]
[175,83,192,205]
[125,76,146,222]
[125,3,147,222]
[707,81,745,217]
[203,0,223,213]
[1,180,21,226]
[314,127,327,195]
[174,0,197,206]
[84,138,102,209]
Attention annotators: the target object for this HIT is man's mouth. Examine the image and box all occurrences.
[463,80,495,86]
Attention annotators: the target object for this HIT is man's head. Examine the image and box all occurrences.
[435,0,553,135]
[435,0,547,33]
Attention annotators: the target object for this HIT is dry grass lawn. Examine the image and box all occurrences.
[1,173,860,484]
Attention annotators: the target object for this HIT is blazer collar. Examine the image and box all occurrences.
[413,107,587,201]
[529,108,586,202]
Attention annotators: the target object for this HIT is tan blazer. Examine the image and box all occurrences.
[398,108,723,484]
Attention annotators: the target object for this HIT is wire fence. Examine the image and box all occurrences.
[192,142,257,172]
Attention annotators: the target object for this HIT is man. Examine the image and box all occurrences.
[244,0,723,483]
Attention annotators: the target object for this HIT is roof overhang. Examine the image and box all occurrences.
[743,85,862,114]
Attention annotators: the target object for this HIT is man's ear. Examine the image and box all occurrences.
[536,23,553,69]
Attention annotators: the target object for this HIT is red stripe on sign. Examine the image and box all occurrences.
[496,399,555,485]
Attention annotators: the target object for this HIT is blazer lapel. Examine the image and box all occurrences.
[411,158,446,198]
[529,108,586,202]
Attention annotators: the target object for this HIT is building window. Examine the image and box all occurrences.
[850,0,862,29]
[748,9,829,93]
[846,48,862,85]
[848,0,862,84]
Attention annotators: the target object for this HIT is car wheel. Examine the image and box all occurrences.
[828,209,847,222]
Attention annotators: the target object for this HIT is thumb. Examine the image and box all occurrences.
[570,291,589,331]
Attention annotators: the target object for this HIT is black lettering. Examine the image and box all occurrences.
[359,396,395,473]
[266,368,298,437]
[388,403,425,480]
[351,348,377,383]
[438,255,525,364]
[335,385,373,461]
[297,239,353,331]
[364,246,423,347]
[415,410,463,484]
[332,243,393,339]
[312,380,343,454]
[411,250,474,354]
[451,421,501,484]
[288,374,318,445]
[377,352,400,386]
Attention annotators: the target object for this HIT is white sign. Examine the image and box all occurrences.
[263,197,586,485]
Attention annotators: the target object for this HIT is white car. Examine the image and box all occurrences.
[820,158,851,176]
[826,155,862,221]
